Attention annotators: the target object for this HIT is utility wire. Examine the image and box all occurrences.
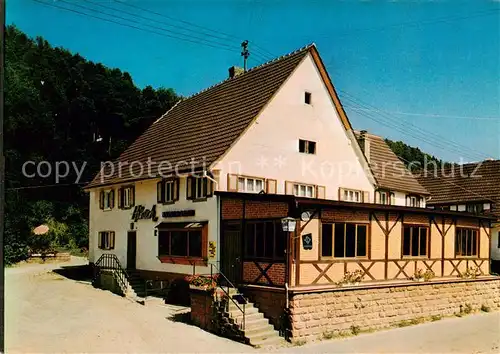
[344,107,500,121]
[112,0,275,61]
[33,0,240,53]
[339,90,490,161]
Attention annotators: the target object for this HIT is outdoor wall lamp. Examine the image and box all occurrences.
[281,217,297,232]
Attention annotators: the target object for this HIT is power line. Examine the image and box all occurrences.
[33,0,240,53]
[340,93,490,161]
[111,0,274,61]
[6,182,89,191]
[344,107,500,121]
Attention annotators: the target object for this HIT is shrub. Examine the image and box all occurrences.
[351,325,361,335]
[481,304,491,312]
[337,270,364,285]
[184,274,219,289]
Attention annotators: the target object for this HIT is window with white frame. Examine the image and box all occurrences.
[99,189,114,210]
[344,189,362,203]
[378,191,390,205]
[406,195,422,208]
[298,139,316,154]
[238,176,265,193]
[98,231,115,250]
[157,178,179,203]
[293,183,315,198]
[186,176,213,200]
[118,186,135,209]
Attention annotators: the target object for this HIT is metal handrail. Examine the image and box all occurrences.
[94,254,130,294]
[210,263,246,330]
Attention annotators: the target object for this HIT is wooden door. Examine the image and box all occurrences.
[221,222,242,284]
[127,231,137,270]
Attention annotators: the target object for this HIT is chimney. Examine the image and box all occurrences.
[358,130,370,159]
[228,66,244,78]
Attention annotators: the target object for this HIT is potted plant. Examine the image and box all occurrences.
[185,274,219,291]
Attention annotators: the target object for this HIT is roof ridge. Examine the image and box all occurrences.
[181,43,315,101]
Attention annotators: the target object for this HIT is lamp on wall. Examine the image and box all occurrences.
[281,217,297,232]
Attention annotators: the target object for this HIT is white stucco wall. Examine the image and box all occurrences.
[89,177,219,275]
[214,53,374,200]
[491,224,500,261]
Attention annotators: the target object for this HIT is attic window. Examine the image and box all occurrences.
[304,92,312,104]
[299,139,316,154]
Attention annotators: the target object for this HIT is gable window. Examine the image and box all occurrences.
[157,178,180,204]
[304,91,312,104]
[186,176,213,200]
[238,176,265,193]
[244,220,285,260]
[299,139,316,154]
[158,229,203,258]
[455,228,478,257]
[293,183,316,198]
[378,190,393,205]
[118,186,135,209]
[321,223,367,258]
[99,189,115,210]
[98,231,115,250]
[402,225,428,257]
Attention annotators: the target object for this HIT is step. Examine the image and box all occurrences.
[249,335,284,347]
[246,328,280,343]
[243,323,276,336]
[237,317,270,330]
[229,311,264,324]
[228,306,259,318]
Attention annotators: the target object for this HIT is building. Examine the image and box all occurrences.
[418,160,500,272]
[86,44,499,343]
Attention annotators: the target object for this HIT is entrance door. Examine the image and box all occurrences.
[221,222,242,284]
[127,231,137,270]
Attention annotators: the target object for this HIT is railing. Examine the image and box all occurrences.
[94,253,129,294]
[210,263,247,330]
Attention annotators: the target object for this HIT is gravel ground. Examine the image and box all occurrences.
[5,258,499,354]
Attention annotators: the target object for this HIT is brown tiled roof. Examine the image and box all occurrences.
[87,45,316,188]
[355,132,429,195]
[417,160,500,218]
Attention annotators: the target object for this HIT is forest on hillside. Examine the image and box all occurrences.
[4,26,447,265]
[385,139,451,171]
[4,26,180,264]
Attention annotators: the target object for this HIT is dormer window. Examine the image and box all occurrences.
[299,139,316,154]
[304,91,312,104]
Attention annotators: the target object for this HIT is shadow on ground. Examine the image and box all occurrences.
[53,264,93,282]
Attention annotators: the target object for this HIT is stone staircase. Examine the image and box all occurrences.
[223,288,283,347]
[126,269,147,299]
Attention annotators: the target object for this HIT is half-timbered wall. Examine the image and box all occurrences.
[295,209,491,286]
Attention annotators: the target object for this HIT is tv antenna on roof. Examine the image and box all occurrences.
[241,40,250,72]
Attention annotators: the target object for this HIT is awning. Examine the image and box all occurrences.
[155,221,208,229]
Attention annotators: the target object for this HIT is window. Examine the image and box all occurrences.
[157,178,179,203]
[406,195,422,208]
[238,176,265,193]
[304,91,312,104]
[293,183,315,198]
[378,191,392,205]
[299,139,316,154]
[342,188,364,203]
[244,220,285,260]
[450,205,457,211]
[99,189,114,210]
[497,231,500,249]
[402,226,428,257]
[158,229,203,258]
[118,186,135,209]
[466,204,484,214]
[186,176,213,200]
[455,228,478,257]
[98,231,115,250]
[321,223,368,258]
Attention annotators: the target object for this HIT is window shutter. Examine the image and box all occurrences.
[285,181,294,195]
[98,232,102,249]
[110,231,115,250]
[174,179,180,201]
[118,188,123,209]
[202,177,208,197]
[187,176,194,200]
[110,190,115,209]
[266,179,277,194]
[390,192,395,206]
[374,191,379,204]
[405,195,409,206]
[99,191,104,209]
[338,188,344,201]
[131,186,135,206]
[157,181,164,203]
[227,174,238,192]
[316,185,326,199]
[363,191,369,203]
[207,179,214,197]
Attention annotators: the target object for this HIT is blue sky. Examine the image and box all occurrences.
[7,0,500,162]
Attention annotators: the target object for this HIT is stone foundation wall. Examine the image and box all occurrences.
[289,278,500,342]
[190,289,216,331]
[242,287,286,329]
